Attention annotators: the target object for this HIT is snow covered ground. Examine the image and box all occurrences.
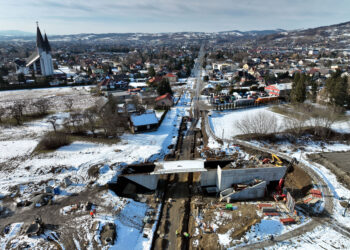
[267,225,350,250]
[209,106,350,140]
[0,86,98,111]
[0,88,191,249]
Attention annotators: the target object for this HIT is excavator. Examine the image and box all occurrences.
[262,153,283,167]
[274,178,286,201]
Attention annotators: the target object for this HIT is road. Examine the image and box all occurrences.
[152,45,205,250]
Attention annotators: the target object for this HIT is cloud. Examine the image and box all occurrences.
[0,0,349,34]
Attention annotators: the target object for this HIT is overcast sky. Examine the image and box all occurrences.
[0,0,349,35]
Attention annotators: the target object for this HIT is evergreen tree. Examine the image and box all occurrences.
[310,80,318,103]
[292,72,301,90]
[215,84,223,94]
[157,78,173,96]
[325,70,348,107]
[291,73,306,103]
[148,67,155,77]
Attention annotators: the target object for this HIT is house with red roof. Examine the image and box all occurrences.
[164,73,177,83]
[155,93,174,108]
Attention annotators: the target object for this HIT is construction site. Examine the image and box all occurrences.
[108,108,318,250]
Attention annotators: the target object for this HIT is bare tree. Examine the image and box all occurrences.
[130,95,145,113]
[10,101,26,125]
[98,104,126,137]
[69,112,84,134]
[65,98,74,111]
[47,116,59,132]
[307,105,343,138]
[283,113,308,137]
[235,111,279,136]
[83,106,99,136]
[33,99,51,115]
[0,107,6,123]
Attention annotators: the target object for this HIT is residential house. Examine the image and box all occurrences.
[265,83,292,99]
[164,73,177,83]
[155,93,174,108]
[129,111,159,133]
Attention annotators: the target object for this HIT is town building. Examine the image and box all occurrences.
[26,24,54,76]
[129,111,159,133]
[155,93,174,108]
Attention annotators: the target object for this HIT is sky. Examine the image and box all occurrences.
[0,0,349,35]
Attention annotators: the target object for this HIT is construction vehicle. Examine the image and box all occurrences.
[262,153,283,167]
[273,178,286,202]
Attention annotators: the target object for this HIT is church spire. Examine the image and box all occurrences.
[36,22,45,50]
[44,33,52,52]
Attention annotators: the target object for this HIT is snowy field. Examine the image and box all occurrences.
[0,86,98,111]
[267,225,350,250]
[209,106,350,139]
[0,87,191,249]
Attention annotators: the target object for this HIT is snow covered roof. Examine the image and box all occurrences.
[275,83,292,90]
[153,160,206,174]
[266,83,292,91]
[26,51,40,67]
[130,111,158,127]
[204,84,214,89]
[129,82,148,88]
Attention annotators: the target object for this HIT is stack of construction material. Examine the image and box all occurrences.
[303,189,322,205]
[257,203,279,216]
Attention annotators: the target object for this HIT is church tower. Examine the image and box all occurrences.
[26,23,54,76]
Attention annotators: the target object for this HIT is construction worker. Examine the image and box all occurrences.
[90,209,96,218]
[183,232,190,238]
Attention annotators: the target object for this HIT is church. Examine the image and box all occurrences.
[26,24,54,76]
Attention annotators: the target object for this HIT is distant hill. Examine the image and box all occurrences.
[0,30,35,37]
[1,21,350,48]
[0,28,284,43]
[255,21,350,48]
[218,29,286,36]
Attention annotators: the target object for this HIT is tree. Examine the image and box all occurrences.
[83,106,99,136]
[0,107,6,123]
[310,80,318,103]
[65,98,74,111]
[47,116,59,132]
[325,70,348,107]
[148,67,155,77]
[64,112,84,134]
[291,73,306,103]
[10,101,26,125]
[33,99,50,115]
[307,105,343,139]
[215,84,223,94]
[157,78,173,96]
[235,111,279,137]
[98,104,126,137]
